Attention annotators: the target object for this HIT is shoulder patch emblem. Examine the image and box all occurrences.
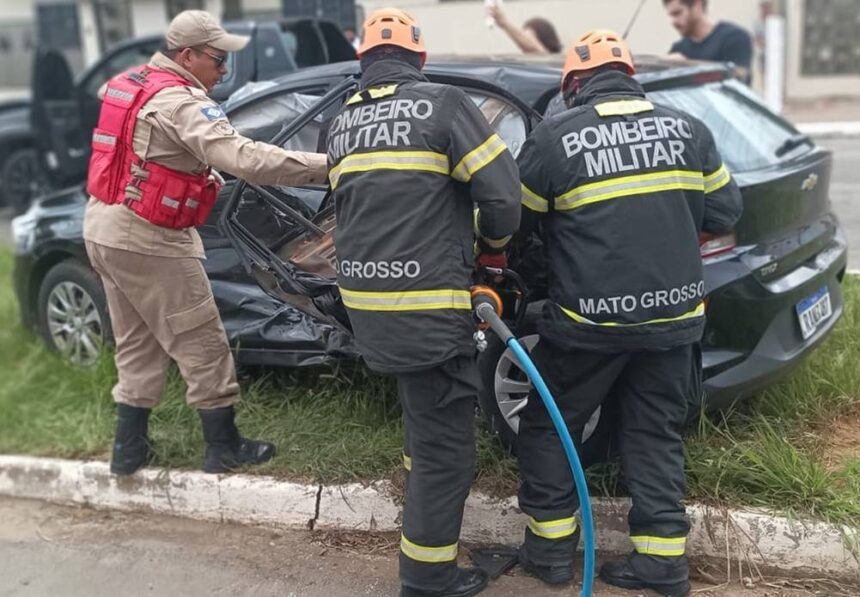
[201,105,226,121]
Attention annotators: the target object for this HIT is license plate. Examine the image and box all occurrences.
[795,286,832,340]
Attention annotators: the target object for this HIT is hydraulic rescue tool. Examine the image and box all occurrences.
[471,273,595,597]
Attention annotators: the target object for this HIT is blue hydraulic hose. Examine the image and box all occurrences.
[475,301,594,597]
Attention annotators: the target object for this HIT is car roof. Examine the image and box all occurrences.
[227,54,731,111]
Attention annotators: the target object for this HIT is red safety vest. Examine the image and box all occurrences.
[86,65,220,229]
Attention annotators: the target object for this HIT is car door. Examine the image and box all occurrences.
[30,47,87,188]
[31,37,163,188]
[221,74,536,322]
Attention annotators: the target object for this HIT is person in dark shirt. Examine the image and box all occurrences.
[664,0,753,84]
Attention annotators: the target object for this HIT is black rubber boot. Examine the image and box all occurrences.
[600,551,690,597]
[517,528,579,585]
[400,567,489,597]
[198,406,275,474]
[110,404,152,475]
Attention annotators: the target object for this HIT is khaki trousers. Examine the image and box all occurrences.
[86,241,240,410]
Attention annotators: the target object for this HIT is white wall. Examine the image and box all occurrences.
[0,1,34,21]
[784,0,860,99]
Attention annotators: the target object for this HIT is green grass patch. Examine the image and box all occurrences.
[0,248,858,524]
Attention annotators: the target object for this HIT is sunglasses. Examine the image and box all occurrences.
[194,47,228,67]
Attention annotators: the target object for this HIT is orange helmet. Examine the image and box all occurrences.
[561,29,635,89]
[357,8,426,61]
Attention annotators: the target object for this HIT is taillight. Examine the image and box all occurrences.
[699,232,736,258]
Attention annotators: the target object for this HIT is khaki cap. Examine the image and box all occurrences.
[165,10,249,52]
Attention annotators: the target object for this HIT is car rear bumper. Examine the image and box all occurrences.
[703,233,848,410]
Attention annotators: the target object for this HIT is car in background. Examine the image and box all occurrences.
[0,18,356,214]
[12,55,847,461]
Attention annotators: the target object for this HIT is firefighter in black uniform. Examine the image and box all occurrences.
[514,30,742,596]
[328,8,520,597]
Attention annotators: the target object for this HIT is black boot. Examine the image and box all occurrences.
[517,528,579,585]
[600,551,690,597]
[400,567,488,597]
[198,406,275,474]
[111,404,152,475]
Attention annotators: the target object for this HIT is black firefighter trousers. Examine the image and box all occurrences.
[396,355,479,592]
[517,338,701,564]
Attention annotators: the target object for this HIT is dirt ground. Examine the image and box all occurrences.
[822,404,860,472]
[0,497,857,597]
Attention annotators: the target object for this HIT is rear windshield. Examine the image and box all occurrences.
[648,80,810,173]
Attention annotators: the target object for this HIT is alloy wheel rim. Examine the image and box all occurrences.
[46,281,104,366]
[493,334,601,441]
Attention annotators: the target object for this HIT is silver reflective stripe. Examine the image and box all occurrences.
[161,196,180,209]
[630,535,686,557]
[339,288,472,312]
[185,199,199,209]
[400,535,458,563]
[451,134,508,182]
[92,133,117,146]
[105,87,135,103]
[556,170,704,211]
[704,164,731,194]
[527,516,577,540]
[329,151,449,189]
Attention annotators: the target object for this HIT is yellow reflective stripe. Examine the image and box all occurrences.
[403,453,412,471]
[339,288,472,312]
[346,84,399,105]
[560,301,705,327]
[368,84,398,99]
[521,183,549,213]
[704,164,731,194]
[329,150,450,189]
[481,234,512,249]
[631,535,686,557]
[400,535,458,563]
[452,134,508,182]
[555,169,704,211]
[528,516,577,540]
[594,99,655,117]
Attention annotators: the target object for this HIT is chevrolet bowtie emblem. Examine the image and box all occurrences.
[801,173,819,191]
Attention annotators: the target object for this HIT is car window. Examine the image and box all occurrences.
[80,41,162,98]
[229,89,325,150]
[648,81,809,173]
[468,92,528,158]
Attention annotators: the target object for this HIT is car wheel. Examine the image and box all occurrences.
[37,261,111,367]
[3,148,41,215]
[477,322,603,457]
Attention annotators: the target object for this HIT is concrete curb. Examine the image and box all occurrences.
[796,121,860,139]
[1,456,858,578]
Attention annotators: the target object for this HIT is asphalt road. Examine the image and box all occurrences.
[0,497,844,597]
[820,138,860,268]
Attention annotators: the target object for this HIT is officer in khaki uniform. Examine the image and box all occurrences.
[84,10,328,475]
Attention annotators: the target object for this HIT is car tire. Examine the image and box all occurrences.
[476,319,540,455]
[37,260,112,367]
[476,319,615,467]
[2,147,41,215]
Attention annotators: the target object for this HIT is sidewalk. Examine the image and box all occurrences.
[0,88,28,102]
[783,97,860,137]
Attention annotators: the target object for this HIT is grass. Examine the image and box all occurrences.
[0,247,858,525]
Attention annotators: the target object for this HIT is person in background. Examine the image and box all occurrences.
[343,26,361,51]
[664,0,753,84]
[486,3,562,54]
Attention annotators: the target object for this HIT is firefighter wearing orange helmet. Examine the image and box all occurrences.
[513,30,742,595]
[329,8,520,597]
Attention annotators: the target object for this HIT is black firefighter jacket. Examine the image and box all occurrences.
[328,60,521,372]
[518,70,743,352]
